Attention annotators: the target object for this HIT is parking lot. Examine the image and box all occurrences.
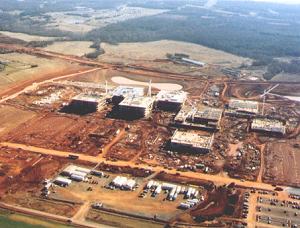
[256,196,300,227]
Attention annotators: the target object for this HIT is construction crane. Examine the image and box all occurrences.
[260,84,279,115]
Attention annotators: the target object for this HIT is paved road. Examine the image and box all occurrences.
[1,142,281,192]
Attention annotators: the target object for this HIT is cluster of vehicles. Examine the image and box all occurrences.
[139,180,201,206]
[242,192,250,219]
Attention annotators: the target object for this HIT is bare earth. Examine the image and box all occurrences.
[0,53,81,90]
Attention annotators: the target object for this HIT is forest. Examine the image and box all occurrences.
[0,0,300,62]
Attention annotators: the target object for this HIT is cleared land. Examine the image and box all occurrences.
[0,31,57,42]
[99,40,250,67]
[263,138,300,187]
[43,41,95,57]
[0,105,36,137]
[0,53,84,92]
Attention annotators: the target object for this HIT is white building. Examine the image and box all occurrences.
[251,118,286,135]
[118,96,155,118]
[112,86,144,104]
[156,90,187,111]
[171,130,214,153]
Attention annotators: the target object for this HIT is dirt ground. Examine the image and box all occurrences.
[0,105,36,137]
[2,112,125,156]
[0,53,85,91]
[0,147,80,217]
[263,137,300,187]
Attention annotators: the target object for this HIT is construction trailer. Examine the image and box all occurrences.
[61,165,91,176]
[156,90,187,112]
[118,96,155,119]
[225,99,259,118]
[170,130,214,153]
[251,118,286,136]
[174,106,223,131]
[111,176,136,190]
[54,176,72,186]
[111,86,144,104]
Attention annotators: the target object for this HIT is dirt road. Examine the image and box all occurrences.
[0,142,281,192]
[0,67,101,104]
[0,202,111,228]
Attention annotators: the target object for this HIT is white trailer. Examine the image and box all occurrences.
[162,183,177,191]
[146,180,154,189]
[54,176,72,186]
[155,185,162,194]
[124,179,136,190]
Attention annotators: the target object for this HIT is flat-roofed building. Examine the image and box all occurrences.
[228,99,259,114]
[156,90,187,111]
[170,130,214,153]
[225,99,259,118]
[61,93,107,115]
[174,106,223,131]
[112,86,144,104]
[251,118,286,135]
[119,96,155,118]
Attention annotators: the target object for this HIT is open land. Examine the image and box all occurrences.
[99,40,250,68]
[0,31,58,42]
[0,36,299,228]
[44,7,168,33]
[43,41,95,57]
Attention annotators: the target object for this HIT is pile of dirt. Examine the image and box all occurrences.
[97,163,153,177]
[190,186,240,222]
[155,171,214,190]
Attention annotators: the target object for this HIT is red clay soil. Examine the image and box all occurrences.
[155,171,214,190]
[190,186,240,221]
[96,163,154,177]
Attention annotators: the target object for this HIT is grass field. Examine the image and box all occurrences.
[99,40,250,67]
[43,41,95,56]
[0,53,80,90]
[271,72,300,82]
[0,209,70,228]
[0,31,57,42]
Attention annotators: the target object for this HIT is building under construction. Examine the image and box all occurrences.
[156,90,187,112]
[170,130,214,153]
[118,96,155,119]
[174,106,223,131]
[61,93,107,115]
[225,99,259,118]
[251,118,286,136]
[111,86,144,104]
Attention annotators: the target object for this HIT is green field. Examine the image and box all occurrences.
[0,210,70,228]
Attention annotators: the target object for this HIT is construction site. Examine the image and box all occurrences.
[0,40,299,228]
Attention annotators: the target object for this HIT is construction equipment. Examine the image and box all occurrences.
[260,84,279,115]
